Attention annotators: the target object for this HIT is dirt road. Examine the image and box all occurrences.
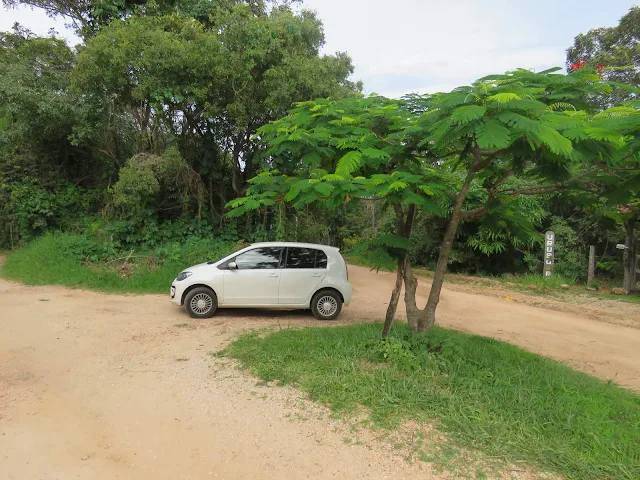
[1,265,639,480]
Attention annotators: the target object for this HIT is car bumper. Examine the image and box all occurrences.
[341,282,353,306]
[170,282,186,306]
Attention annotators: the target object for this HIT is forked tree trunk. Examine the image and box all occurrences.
[623,219,638,292]
[403,159,479,332]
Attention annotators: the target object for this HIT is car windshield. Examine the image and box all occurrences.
[206,256,226,265]
[206,243,248,265]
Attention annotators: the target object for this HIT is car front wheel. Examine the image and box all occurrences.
[311,290,342,320]
[185,287,218,319]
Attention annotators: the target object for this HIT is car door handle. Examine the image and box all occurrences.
[312,273,322,277]
[269,273,279,278]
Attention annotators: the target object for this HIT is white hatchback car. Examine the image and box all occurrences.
[171,242,352,320]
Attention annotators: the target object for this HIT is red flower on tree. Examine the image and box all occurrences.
[596,63,604,72]
[570,60,588,71]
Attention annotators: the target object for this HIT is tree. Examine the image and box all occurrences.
[567,8,640,291]
[0,26,96,244]
[229,68,627,334]
[589,100,640,291]
[398,67,624,330]
[72,6,360,212]
[567,6,639,107]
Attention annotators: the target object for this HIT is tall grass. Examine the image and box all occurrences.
[223,324,640,479]
[1,232,235,294]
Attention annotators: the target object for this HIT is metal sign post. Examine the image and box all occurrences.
[543,231,555,277]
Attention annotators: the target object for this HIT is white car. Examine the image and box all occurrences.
[170,242,352,320]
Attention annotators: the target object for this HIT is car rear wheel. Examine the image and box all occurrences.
[185,287,218,319]
[311,290,342,320]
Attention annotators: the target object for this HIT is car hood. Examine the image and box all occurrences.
[184,262,212,273]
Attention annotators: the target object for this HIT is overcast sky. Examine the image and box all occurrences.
[1,0,636,97]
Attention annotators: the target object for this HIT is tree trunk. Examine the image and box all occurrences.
[382,259,404,338]
[623,220,637,292]
[403,257,421,332]
[231,139,244,196]
[404,160,479,332]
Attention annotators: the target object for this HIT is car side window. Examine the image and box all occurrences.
[233,247,282,269]
[285,248,327,269]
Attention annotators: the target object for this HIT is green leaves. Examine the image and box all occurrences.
[486,92,520,103]
[533,125,573,155]
[372,234,410,249]
[361,147,391,160]
[313,182,335,196]
[450,105,487,125]
[475,120,512,149]
[335,151,363,177]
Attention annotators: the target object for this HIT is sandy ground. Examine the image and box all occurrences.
[1,264,639,480]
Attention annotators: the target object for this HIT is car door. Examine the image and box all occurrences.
[222,247,283,305]
[278,247,327,305]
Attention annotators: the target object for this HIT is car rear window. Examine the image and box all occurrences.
[286,248,327,269]
[315,250,327,268]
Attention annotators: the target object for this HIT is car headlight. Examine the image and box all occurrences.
[176,271,192,281]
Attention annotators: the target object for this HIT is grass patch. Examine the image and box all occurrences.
[502,272,576,295]
[222,323,640,479]
[585,291,640,304]
[1,232,235,294]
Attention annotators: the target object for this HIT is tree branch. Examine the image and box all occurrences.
[497,169,601,196]
[461,206,489,220]
[480,149,506,157]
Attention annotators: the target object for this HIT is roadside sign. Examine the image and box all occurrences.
[543,231,555,277]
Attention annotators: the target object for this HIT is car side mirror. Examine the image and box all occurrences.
[228,261,238,270]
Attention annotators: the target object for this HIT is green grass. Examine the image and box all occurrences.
[591,292,640,304]
[503,272,576,292]
[1,232,235,294]
[223,323,640,479]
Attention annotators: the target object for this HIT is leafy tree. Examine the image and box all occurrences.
[398,67,625,330]
[566,6,639,107]
[0,26,95,245]
[567,9,640,290]
[230,68,627,333]
[72,6,360,214]
[588,100,640,291]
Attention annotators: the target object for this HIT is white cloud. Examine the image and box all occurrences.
[302,0,633,97]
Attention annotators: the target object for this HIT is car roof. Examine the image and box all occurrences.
[249,242,340,251]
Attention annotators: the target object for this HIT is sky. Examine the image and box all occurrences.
[0,0,637,97]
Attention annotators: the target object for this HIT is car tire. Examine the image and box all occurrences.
[184,287,218,319]
[311,290,342,320]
